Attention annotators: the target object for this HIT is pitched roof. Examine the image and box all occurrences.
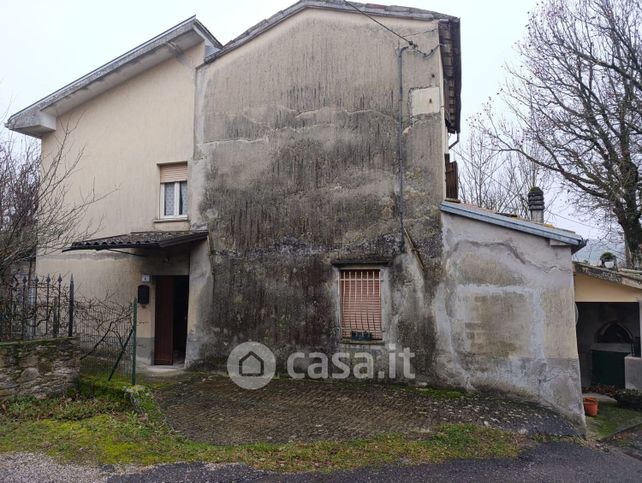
[440,201,586,252]
[63,231,208,252]
[206,0,461,133]
[6,17,221,138]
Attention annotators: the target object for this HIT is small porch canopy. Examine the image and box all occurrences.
[63,231,208,252]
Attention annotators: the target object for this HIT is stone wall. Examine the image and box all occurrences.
[0,337,80,400]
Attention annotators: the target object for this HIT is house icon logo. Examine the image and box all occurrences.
[227,342,276,390]
[239,350,264,377]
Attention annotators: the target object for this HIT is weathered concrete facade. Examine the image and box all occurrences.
[437,213,584,425]
[190,7,449,370]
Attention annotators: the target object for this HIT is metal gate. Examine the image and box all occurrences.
[76,297,137,384]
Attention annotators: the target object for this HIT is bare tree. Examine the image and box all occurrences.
[456,116,555,218]
[480,0,642,266]
[0,122,100,282]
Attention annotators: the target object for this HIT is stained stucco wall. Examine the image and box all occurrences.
[190,9,447,369]
[40,42,203,237]
[437,213,584,425]
[36,43,204,361]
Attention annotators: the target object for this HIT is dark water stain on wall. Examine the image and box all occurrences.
[193,12,447,373]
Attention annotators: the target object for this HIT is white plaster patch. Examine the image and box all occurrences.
[410,87,441,116]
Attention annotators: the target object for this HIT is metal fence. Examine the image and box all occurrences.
[76,296,137,383]
[0,275,137,384]
[0,275,74,341]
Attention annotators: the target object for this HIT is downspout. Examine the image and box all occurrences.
[398,45,410,253]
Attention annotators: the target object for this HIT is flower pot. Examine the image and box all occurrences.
[583,397,599,417]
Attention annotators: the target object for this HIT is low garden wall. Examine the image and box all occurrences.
[0,336,80,400]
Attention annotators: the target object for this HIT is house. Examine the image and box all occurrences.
[6,0,586,425]
[574,262,642,390]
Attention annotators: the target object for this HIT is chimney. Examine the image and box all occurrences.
[528,187,545,223]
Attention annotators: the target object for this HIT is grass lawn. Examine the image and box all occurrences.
[0,378,522,472]
[586,400,642,440]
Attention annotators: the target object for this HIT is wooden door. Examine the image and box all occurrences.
[154,276,175,365]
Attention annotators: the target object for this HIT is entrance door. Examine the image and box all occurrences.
[154,276,189,365]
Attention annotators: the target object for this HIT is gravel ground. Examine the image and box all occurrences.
[3,440,642,482]
[0,453,107,482]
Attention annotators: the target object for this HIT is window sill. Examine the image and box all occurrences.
[153,217,189,224]
[340,339,384,346]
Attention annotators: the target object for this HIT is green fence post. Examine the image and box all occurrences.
[132,298,137,386]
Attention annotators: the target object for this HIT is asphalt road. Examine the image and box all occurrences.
[108,441,642,483]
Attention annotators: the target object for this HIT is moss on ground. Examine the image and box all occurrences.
[587,401,642,440]
[0,378,522,473]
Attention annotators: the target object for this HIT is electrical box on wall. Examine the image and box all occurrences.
[137,285,150,305]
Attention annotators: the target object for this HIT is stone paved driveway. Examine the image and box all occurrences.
[150,373,577,445]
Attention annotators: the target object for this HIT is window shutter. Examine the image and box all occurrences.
[160,163,188,183]
[340,269,382,340]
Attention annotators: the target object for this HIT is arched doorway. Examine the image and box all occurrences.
[596,322,633,344]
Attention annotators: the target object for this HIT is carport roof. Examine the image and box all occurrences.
[63,231,208,252]
[574,262,642,290]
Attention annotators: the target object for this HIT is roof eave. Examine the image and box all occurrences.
[205,1,458,61]
[441,201,585,251]
[438,18,461,134]
[6,17,220,138]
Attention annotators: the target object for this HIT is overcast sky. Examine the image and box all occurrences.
[0,0,602,239]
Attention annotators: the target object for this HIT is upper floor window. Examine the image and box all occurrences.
[160,163,188,218]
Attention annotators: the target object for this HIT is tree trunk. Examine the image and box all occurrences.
[618,210,642,268]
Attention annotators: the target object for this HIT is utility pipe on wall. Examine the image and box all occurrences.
[397,45,411,253]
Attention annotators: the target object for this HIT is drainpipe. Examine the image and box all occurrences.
[398,45,410,253]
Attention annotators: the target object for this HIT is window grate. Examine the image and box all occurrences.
[340,269,382,340]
